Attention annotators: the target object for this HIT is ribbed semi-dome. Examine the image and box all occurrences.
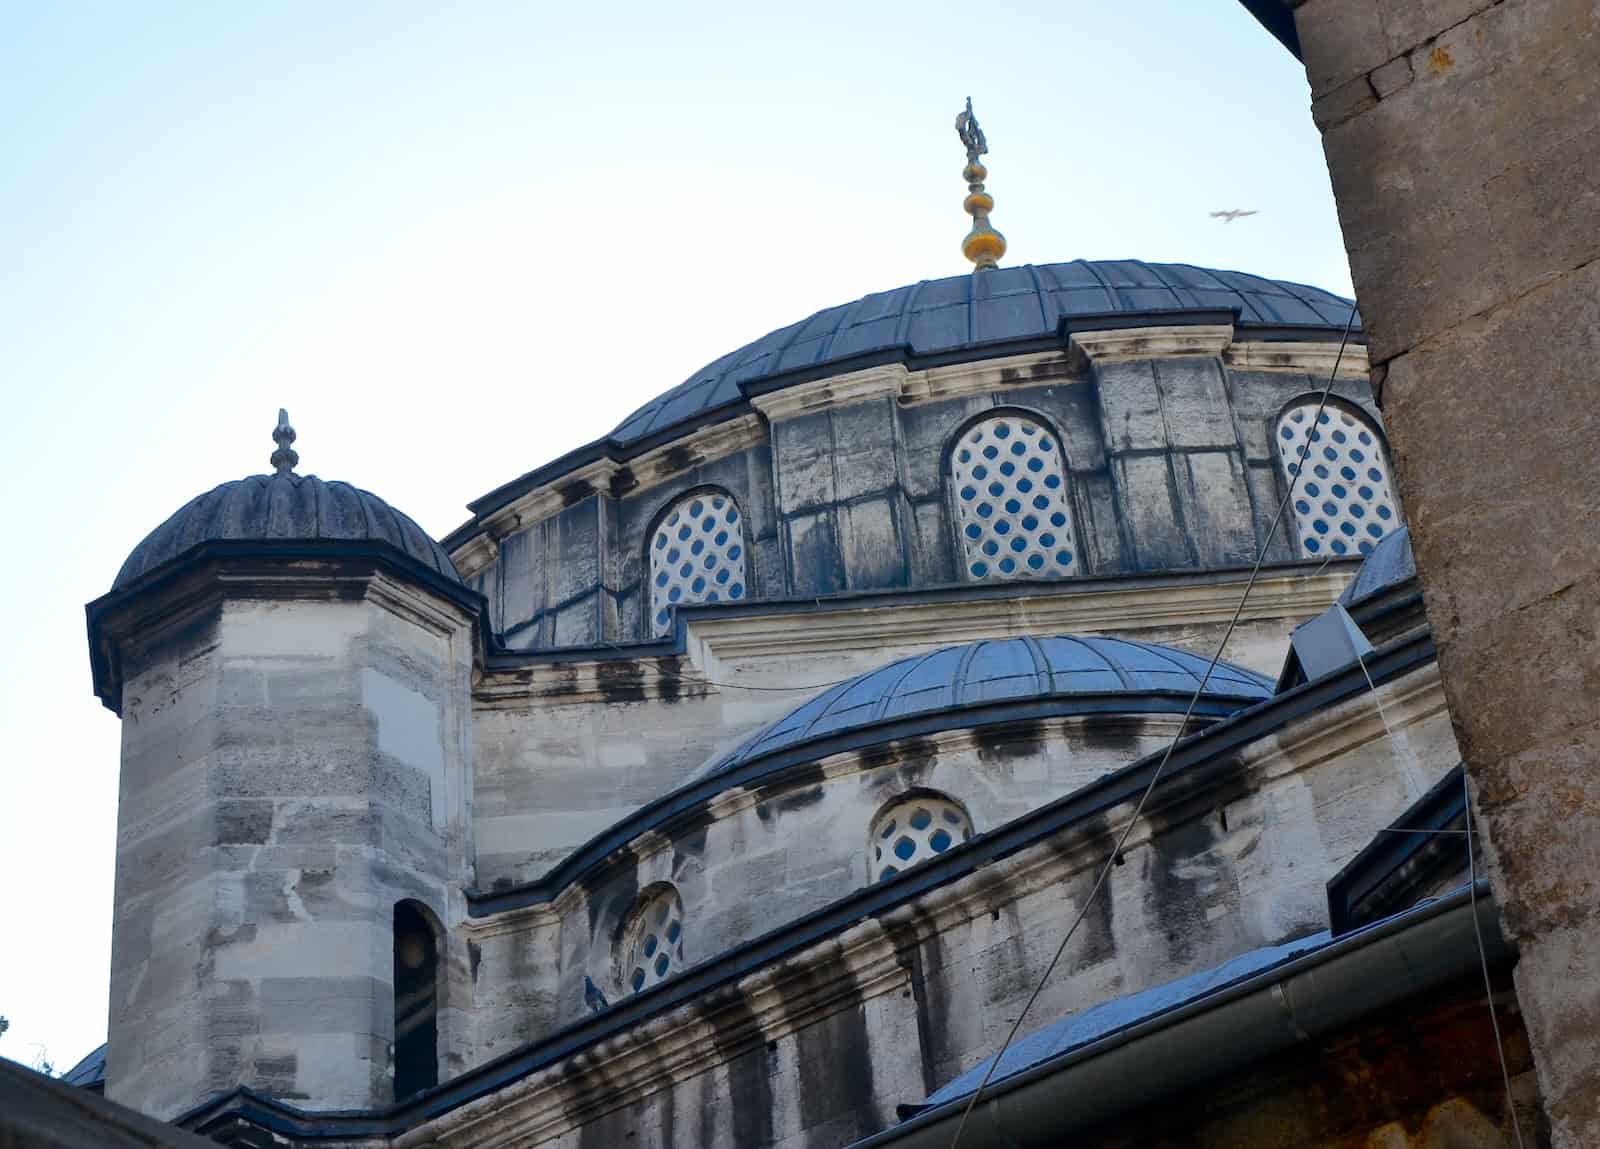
[610,260,1358,448]
[704,635,1274,777]
[113,471,462,590]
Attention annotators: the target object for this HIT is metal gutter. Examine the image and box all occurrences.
[846,882,1507,1148]
[1235,0,1302,58]
[1327,763,1467,936]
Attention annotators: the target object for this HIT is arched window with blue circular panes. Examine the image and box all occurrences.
[1276,400,1400,558]
[870,794,973,882]
[622,885,684,995]
[950,412,1080,582]
[648,489,747,636]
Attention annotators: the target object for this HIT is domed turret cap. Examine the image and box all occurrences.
[111,411,462,590]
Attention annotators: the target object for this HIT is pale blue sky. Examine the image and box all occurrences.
[0,1,1344,1071]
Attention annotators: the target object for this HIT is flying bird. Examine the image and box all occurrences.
[1209,209,1260,223]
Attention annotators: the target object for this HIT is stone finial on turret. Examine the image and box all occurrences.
[270,408,299,474]
[955,98,1006,271]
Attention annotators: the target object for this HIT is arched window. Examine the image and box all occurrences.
[621,886,685,994]
[648,489,747,636]
[870,794,974,882]
[950,413,1080,581]
[393,900,440,1100]
[1276,401,1400,558]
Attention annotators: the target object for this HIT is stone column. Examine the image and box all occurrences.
[90,553,477,1119]
[1292,1,1600,1142]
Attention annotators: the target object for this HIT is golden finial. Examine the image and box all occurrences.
[955,97,1006,271]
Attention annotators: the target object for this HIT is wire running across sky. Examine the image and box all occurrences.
[944,305,1359,1149]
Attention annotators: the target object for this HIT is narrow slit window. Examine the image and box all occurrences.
[393,901,439,1100]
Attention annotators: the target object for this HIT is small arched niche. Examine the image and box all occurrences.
[393,899,441,1100]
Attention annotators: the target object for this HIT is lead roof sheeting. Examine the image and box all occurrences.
[607,260,1358,449]
[114,472,463,590]
[701,635,1274,777]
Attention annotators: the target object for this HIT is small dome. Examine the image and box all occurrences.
[113,471,461,590]
[1337,525,1415,607]
[704,635,1273,777]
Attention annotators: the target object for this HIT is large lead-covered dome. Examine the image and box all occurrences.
[609,259,1359,448]
[113,470,461,590]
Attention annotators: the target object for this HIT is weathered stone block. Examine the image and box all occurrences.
[836,496,907,590]
[1113,455,1190,571]
[554,500,602,605]
[785,510,843,596]
[1297,0,1391,94]
[1095,361,1167,453]
[1376,0,1497,57]
[1369,53,1414,98]
[1174,451,1256,567]
[1157,359,1237,450]
[829,400,899,501]
[772,412,837,512]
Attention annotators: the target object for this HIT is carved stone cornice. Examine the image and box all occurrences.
[1224,339,1371,378]
[747,364,907,421]
[1068,323,1236,366]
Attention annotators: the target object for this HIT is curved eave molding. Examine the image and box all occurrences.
[444,323,1372,575]
[466,697,1247,920]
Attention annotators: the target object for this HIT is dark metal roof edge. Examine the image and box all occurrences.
[445,307,1361,547]
[856,883,1502,1147]
[1235,0,1302,58]
[480,558,1364,673]
[174,629,1436,1141]
[85,540,491,715]
[1327,763,1467,937]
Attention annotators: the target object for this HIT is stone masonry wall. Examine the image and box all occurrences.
[443,662,1465,1143]
[106,579,476,1119]
[468,351,1386,650]
[1292,1,1600,1142]
[469,596,1334,893]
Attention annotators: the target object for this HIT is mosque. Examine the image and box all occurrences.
[60,106,1535,1147]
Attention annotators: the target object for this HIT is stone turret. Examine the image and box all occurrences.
[85,415,480,1119]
